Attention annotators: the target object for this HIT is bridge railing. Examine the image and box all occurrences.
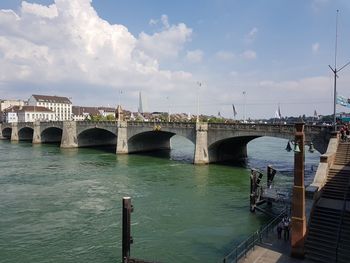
[127,121,196,128]
[208,122,331,134]
[222,208,287,263]
[76,120,117,125]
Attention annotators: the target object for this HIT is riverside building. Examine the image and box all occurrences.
[3,105,55,122]
[28,95,72,121]
[0,99,26,122]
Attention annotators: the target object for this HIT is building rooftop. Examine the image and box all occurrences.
[72,106,100,116]
[4,105,53,113]
[32,95,72,104]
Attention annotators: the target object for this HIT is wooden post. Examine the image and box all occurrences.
[250,169,257,212]
[291,123,306,258]
[122,197,133,263]
[267,165,276,188]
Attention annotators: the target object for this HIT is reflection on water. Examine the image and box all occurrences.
[0,135,319,263]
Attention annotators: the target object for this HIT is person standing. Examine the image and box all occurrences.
[277,221,283,239]
[283,216,291,241]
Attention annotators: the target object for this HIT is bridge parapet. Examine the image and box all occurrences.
[76,121,117,126]
[127,121,196,129]
[208,123,294,133]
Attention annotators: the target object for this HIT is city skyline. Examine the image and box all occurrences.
[1,0,350,118]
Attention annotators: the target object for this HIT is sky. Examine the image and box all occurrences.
[1,0,350,119]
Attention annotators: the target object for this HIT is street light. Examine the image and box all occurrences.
[196,82,201,123]
[166,96,170,122]
[286,140,315,153]
[329,10,350,130]
[243,91,246,123]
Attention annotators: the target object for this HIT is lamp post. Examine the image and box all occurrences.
[243,91,246,123]
[291,122,307,258]
[196,82,201,123]
[166,96,170,122]
[329,10,350,130]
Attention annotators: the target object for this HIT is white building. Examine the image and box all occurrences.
[72,106,100,121]
[3,108,18,123]
[28,95,72,121]
[3,106,55,122]
[98,107,115,117]
[0,99,26,122]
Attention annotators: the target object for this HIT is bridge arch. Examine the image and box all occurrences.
[208,135,261,163]
[77,128,117,147]
[41,127,63,143]
[2,127,12,139]
[128,130,176,153]
[18,127,34,141]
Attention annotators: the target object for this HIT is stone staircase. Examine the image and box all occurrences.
[305,142,350,263]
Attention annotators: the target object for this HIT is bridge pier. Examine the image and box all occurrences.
[116,121,128,154]
[32,121,42,144]
[0,123,4,139]
[10,123,19,142]
[194,123,209,164]
[60,121,78,148]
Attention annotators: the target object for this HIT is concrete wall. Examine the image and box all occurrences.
[306,132,339,198]
[194,122,209,164]
[116,121,128,154]
[61,121,78,148]
[10,123,18,142]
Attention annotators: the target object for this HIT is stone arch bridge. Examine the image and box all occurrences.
[0,121,332,164]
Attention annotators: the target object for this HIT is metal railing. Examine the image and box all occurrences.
[222,209,287,263]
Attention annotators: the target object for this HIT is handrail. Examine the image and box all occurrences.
[222,208,287,263]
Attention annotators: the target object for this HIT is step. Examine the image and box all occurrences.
[305,241,337,253]
[311,215,342,225]
[305,252,335,263]
[306,235,337,246]
[308,224,339,234]
[304,244,336,259]
[307,230,338,241]
[322,192,346,198]
[313,208,342,216]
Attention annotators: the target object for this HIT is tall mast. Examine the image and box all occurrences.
[329,10,350,129]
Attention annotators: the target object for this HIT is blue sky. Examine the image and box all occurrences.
[1,0,350,119]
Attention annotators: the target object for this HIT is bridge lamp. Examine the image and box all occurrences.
[285,140,301,153]
[286,140,315,153]
[308,142,315,153]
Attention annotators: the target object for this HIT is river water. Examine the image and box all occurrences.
[0,136,319,263]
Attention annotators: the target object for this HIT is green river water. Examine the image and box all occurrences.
[0,136,319,263]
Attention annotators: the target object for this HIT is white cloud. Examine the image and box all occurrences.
[241,50,256,60]
[0,0,194,103]
[312,42,320,53]
[161,14,170,29]
[21,2,58,18]
[258,76,330,95]
[149,18,157,26]
[186,49,203,63]
[138,15,192,61]
[245,27,258,43]
[215,50,235,61]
